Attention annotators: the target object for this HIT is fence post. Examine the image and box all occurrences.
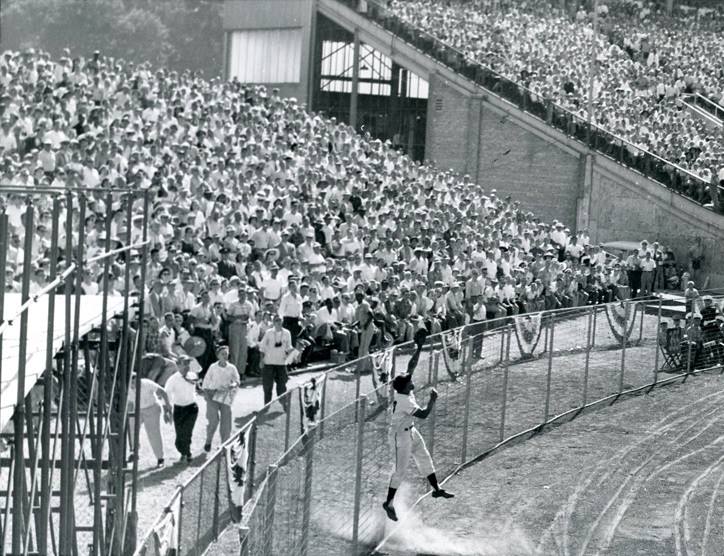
[581,308,593,408]
[619,302,628,395]
[300,427,315,556]
[637,299,645,344]
[351,395,367,554]
[652,298,662,386]
[591,306,598,348]
[354,361,362,422]
[177,489,185,555]
[263,465,278,556]
[460,340,474,463]
[499,325,505,363]
[319,377,327,441]
[238,526,250,556]
[428,351,439,459]
[284,391,292,451]
[212,455,222,541]
[543,314,555,423]
[246,420,257,502]
[195,462,206,552]
[499,327,511,442]
[685,339,693,382]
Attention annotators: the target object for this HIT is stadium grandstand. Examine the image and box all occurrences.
[0,0,723,555]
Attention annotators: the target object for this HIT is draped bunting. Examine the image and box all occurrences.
[440,327,464,380]
[604,302,639,344]
[370,349,394,404]
[513,313,543,359]
[300,376,324,433]
[145,494,181,556]
[226,431,249,508]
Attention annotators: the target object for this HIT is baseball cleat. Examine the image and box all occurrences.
[432,489,454,499]
[382,501,398,521]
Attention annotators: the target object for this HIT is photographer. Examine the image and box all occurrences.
[259,315,292,411]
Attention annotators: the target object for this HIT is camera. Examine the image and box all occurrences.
[274,341,282,348]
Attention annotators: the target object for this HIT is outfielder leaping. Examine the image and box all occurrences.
[383,329,454,522]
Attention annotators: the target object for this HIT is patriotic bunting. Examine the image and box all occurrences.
[440,327,464,380]
[226,430,249,508]
[604,302,639,344]
[513,313,543,359]
[300,376,324,433]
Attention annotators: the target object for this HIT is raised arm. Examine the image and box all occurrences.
[406,344,423,377]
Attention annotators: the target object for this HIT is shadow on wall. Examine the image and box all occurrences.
[0,0,225,78]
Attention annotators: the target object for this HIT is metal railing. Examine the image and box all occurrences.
[329,0,721,211]
[134,294,724,555]
[686,92,724,123]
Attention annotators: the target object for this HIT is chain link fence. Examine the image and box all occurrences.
[137,297,724,556]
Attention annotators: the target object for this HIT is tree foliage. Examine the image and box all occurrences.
[1,0,224,77]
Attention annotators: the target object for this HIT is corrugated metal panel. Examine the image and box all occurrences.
[229,28,303,83]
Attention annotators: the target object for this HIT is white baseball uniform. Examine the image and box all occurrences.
[389,390,435,489]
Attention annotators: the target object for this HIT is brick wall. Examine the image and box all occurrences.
[591,161,724,286]
[425,74,477,175]
[425,74,583,228]
[476,103,582,227]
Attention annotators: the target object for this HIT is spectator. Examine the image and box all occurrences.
[164,355,200,463]
[259,315,292,411]
[127,375,172,469]
[201,344,239,452]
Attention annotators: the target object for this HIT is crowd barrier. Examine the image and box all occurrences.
[331,0,721,211]
[136,295,724,556]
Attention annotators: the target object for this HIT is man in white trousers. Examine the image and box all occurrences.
[128,375,172,468]
[383,329,453,521]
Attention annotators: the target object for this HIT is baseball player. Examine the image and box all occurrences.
[383,330,453,521]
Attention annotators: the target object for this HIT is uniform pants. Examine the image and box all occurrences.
[262,364,289,408]
[228,321,248,377]
[129,404,164,460]
[205,399,232,445]
[173,403,198,457]
[389,426,435,490]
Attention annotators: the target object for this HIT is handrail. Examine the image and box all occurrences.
[689,92,724,123]
[343,0,716,204]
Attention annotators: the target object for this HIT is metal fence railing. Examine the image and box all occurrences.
[136,296,724,556]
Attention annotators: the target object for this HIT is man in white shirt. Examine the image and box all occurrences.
[383,338,453,522]
[278,279,303,344]
[259,315,292,411]
[201,344,238,451]
[164,356,199,462]
[128,376,172,468]
[260,262,283,303]
[640,251,656,297]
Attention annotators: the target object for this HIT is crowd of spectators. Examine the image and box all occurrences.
[0,48,706,381]
[386,0,724,202]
